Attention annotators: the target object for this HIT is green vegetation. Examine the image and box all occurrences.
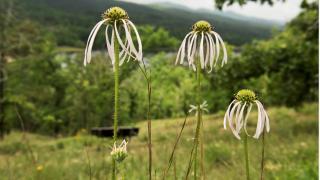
[0,0,316,136]
[0,103,317,179]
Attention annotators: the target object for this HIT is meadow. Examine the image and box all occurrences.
[0,0,318,179]
[0,103,317,179]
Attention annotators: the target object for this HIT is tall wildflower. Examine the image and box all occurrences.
[83,7,144,180]
[173,20,228,179]
[175,20,227,72]
[224,89,270,180]
[84,7,142,68]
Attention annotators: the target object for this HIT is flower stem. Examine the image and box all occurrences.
[148,77,152,180]
[243,135,250,180]
[200,117,204,179]
[137,57,152,180]
[112,26,120,180]
[194,139,198,180]
[185,60,203,180]
[260,130,265,180]
[163,113,189,179]
[194,58,202,180]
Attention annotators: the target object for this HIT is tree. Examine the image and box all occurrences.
[0,0,59,137]
[138,26,179,53]
[215,0,285,9]
[0,0,16,138]
[208,0,318,107]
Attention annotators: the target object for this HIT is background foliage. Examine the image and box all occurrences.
[0,0,317,137]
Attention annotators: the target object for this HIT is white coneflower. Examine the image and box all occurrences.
[84,7,142,69]
[175,20,228,72]
[224,89,270,140]
[110,140,128,162]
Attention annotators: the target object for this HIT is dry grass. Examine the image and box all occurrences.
[0,103,317,179]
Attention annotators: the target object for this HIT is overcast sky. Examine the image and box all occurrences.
[121,0,302,22]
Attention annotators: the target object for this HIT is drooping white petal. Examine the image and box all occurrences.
[126,20,143,61]
[212,32,220,67]
[204,35,211,71]
[187,33,195,57]
[176,43,183,65]
[257,101,270,133]
[118,27,129,62]
[190,35,198,69]
[119,29,131,65]
[199,32,205,69]
[105,25,115,65]
[110,31,116,71]
[244,103,253,136]
[120,42,130,65]
[84,22,102,64]
[236,102,247,133]
[187,33,197,66]
[84,19,107,66]
[265,109,270,132]
[114,21,132,61]
[213,31,228,66]
[224,100,236,129]
[234,103,242,132]
[228,102,242,139]
[181,34,193,64]
[122,20,139,58]
[118,25,132,65]
[206,33,215,72]
[258,102,266,137]
[175,32,191,65]
[186,34,194,65]
[253,101,263,139]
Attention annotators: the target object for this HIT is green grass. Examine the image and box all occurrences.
[0,103,318,179]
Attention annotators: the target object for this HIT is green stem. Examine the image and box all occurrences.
[185,60,203,180]
[137,54,152,180]
[194,140,198,180]
[194,58,202,180]
[200,117,204,179]
[260,130,265,180]
[112,26,120,180]
[174,157,177,180]
[148,81,152,180]
[244,135,250,180]
[163,113,189,179]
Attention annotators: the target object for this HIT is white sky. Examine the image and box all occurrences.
[121,0,302,22]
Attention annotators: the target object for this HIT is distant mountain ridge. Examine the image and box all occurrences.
[19,0,280,46]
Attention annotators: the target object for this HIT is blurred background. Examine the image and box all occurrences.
[0,0,318,179]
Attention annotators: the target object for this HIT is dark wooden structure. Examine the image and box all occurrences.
[91,126,139,138]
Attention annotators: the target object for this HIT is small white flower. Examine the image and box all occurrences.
[110,139,128,162]
[224,89,270,140]
[189,101,209,116]
[175,20,228,72]
[84,7,142,69]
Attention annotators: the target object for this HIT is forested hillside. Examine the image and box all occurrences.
[19,0,279,47]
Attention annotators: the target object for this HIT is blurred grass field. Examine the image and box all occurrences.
[0,103,318,180]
